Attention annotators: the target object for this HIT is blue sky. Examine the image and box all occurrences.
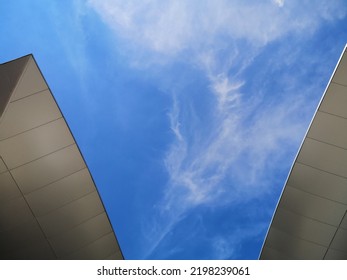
[1,0,347,259]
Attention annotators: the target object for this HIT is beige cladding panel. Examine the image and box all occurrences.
[1,57,30,92]
[281,186,346,226]
[308,111,347,149]
[340,214,347,230]
[0,67,11,115]
[325,249,347,260]
[288,163,347,204]
[0,157,7,173]
[271,208,336,247]
[37,191,104,237]
[0,172,21,204]
[320,83,347,118]
[10,57,48,101]
[265,227,327,259]
[25,168,96,216]
[11,144,86,194]
[0,118,74,169]
[260,247,289,260]
[0,197,35,232]
[49,213,112,257]
[297,138,347,178]
[106,251,124,260]
[332,50,347,86]
[0,56,29,115]
[330,228,347,253]
[67,232,120,260]
[0,90,62,140]
[5,239,56,260]
[0,217,46,254]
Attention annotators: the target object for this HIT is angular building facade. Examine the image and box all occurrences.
[0,55,123,259]
[261,45,347,259]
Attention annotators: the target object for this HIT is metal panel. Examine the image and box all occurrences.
[25,168,95,216]
[330,228,347,253]
[264,227,327,259]
[271,208,336,246]
[308,111,347,149]
[0,90,62,140]
[0,197,34,232]
[66,232,121,260]
[297,138,347,178]
[5,239,56,260]
[0,172,21,204]
[0,118,74,169]
[280,186,346,226]
[49,213,112,257]
[332,51,347,86]
[324,249,347,260]
[340,213,347,230]
[288,163,347,204]
[11,144,86,194]
[260,247,289,260]
[320,83,347,118]
[10,58,48,101]
[0,217,46,254]
[0,56,29,116]
[0,157,7,173]
[106,251,124,260]
[37,191,104,237]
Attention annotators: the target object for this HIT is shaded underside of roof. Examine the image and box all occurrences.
[0,55,123,259]
[260,45,347,260]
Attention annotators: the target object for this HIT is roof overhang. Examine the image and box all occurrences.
[0,55,123,259]
[260,45,347,259]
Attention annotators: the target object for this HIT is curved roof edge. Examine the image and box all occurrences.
[260,44,347,260]
[0,54,124,259]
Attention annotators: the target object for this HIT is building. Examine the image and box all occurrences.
[0,55,123,259]
[260,45,347,259]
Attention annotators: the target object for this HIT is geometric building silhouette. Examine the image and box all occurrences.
[0,55,123,259]
[260,45,347,259]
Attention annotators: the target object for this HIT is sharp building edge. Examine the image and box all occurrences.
[0,55,123,260]
[260,45,347,260]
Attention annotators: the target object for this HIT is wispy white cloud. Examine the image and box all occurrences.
[163,68,308,208]
[88,0,346,56]
[273,0,285,8]
[212,222,266,259]
[87,0,347,258]
[50,1,91,81]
